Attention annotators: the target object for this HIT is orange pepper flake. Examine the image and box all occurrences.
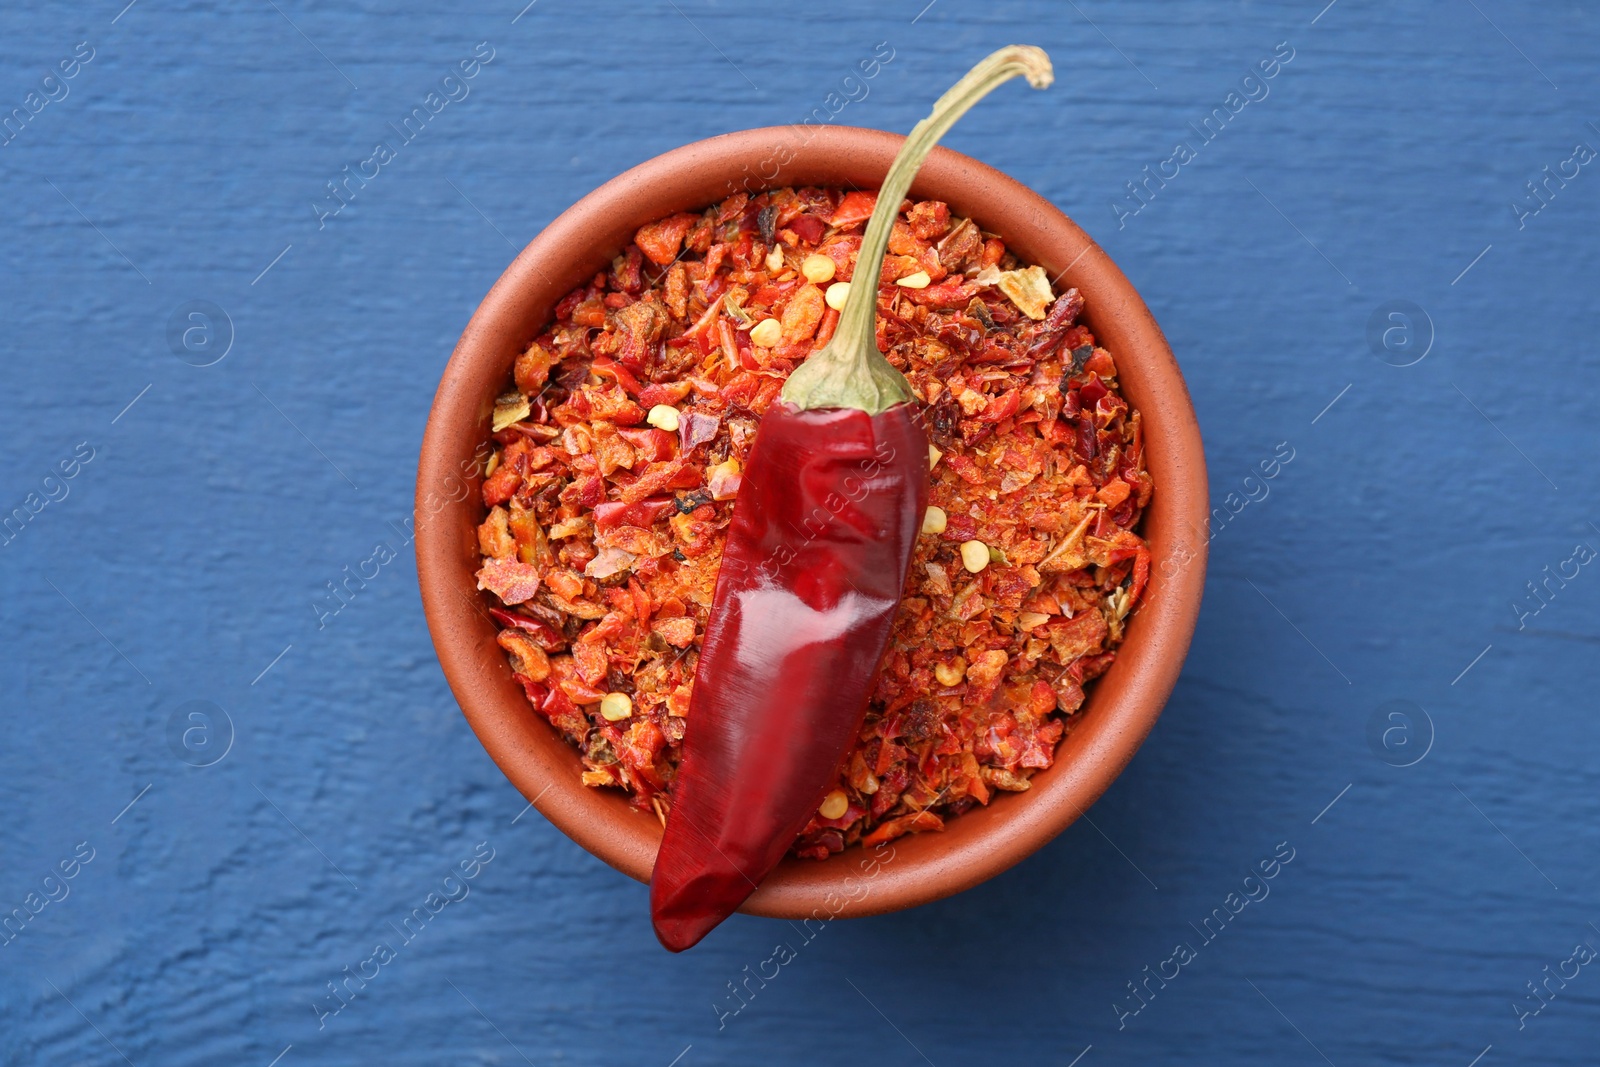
[1096,478,1132,508]
[779,283,825,344]
[633,212,700,266]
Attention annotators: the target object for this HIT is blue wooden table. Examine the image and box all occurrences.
[3,2,1596,1063]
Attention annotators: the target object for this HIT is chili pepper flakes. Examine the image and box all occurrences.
[473,186,1152,858]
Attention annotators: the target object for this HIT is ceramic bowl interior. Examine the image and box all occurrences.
[416,125,1207,919]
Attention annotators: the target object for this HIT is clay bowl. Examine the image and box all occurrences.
[416,125,1207,921]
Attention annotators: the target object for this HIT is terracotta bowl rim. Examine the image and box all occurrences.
[415,124,1208,922]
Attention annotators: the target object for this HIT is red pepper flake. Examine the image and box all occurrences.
[619,461,697,504]
[677,411,720,453]
[639,381,692,408]
[907,200,951,240]
[945,453,985,486]
[618,428,676,463]
[651,616,696,648]
[594,497,676,530]
[980,389,1021,423]
[905,281,977,309]
[1079,375,1108,406]
[943,510,978,542]
[829,190,877,229]
[481,462,522,507]
[490,607,565,649]
[591,357,644,397]
[476,559,542,605]
[1096,478,1131,508]
[861,810,944,847]
[786,214,826,245]
[634,213,700,266]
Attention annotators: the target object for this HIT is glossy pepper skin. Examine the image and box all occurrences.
[647,45,1051,951]
[650,400,928,952]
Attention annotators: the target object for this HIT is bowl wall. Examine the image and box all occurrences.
[415,125,1208,920]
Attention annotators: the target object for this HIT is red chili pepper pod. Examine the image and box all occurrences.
[648,45,1052,951]
[650,400,927,951]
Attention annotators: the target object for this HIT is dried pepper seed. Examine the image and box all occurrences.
[934,659,966,687]
[801,254,836,284]
[825,281,851,310]
[647,404,681,431]
[960,539,991,573]
[928,443,943,468]
[896,270,932,289]
[765,245,785,272]
[749,318,782,347]
[818,790,849,820]
[921,505,948,534]
[600,692,633,721]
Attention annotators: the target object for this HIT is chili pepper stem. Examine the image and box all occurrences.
[780,45,1053,414]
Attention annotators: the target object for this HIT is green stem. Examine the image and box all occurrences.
[780,45,1053,414]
